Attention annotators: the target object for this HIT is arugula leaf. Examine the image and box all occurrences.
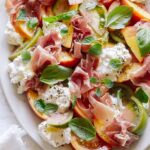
[90,77,98,84]
[69,118,96,141]
[88,43,102,56]
[82,36,95,44]
[27,18,38,29]
[101,78,113,88]
[21,51,31,62]
[60,27,68,36]
[40,65,73,85]
[135,88,149,103]
[95,88,101,97]
[17,9,26,20]
[137,27,150,56]
[106,6,133,29]
[109,58,122,70]
[34,99,58,114]
[72,96,77,109]
[43,10,77,23]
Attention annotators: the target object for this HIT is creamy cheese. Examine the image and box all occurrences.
[97,43,132,81]
[38,121,71,147]
[5,20,23,46]
[8,55,34,94]
[40,85,71,113]
[43,21,67,36]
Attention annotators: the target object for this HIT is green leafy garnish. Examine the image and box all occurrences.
[90,77,98,84]
[135,88,149,103]
[82,36,95,44]
[27,18,38,29]
[40,65,73,85]
[88,43,102,56]
[101,78,113,88]
[60,27,68,36]
[95,88,101,97]
[72,96,77,109]
[106,6,133,29]
[17,9,26,20]
[109,58,122,70]
[34,99,58,114]
[137,27,150,56]
[43,10,77,23]
[21,51,31,62]
[69,118,96,141]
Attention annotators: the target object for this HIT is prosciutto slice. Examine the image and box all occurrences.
[130,55,150,89]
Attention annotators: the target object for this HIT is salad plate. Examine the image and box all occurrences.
[0,0,150,150]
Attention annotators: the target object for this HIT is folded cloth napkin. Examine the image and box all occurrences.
[0,125,27,150]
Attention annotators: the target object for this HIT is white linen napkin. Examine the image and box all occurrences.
[0,125,27,150]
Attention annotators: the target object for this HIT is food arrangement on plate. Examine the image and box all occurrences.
[5,0,150,149]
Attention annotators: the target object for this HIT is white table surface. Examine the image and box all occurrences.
[0,82,42,150]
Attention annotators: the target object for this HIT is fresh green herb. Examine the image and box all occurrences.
[101,78,113,88]
[21,51,31,62]
[69,118,96,141]
[72,96,77,109]
[95,88,101,97]
[17,9,26,20]
[137,27,150,56]
[88,43,102,56]
[106,6,133,29]
[135,88,149,103]
[82,36,95,44]
[90,77,98,84]
[40,65,73,85]
[27,18,38,29]
[34,99,58,114]
[43,10,77,23]
[60,27,68,36]
[109,58,122,70]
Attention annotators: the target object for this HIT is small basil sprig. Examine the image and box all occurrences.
[17,9,26,20]
[72,96,77,109]
[137,27,150,56]
[27,18,38,29]
[135,88,149,103]
[43,10,77,23]
[88,43,102,56]
[60,27,68,36]
[82,36,95,44]
[109,58,122,70]
[34,99,58,114]
[69,118,96,141]
[95,88,101,97]
[21,51,31,62]
[101,78,113,88]
[106,6,133,29]
[40,65,73,85]
[90,77,98,84]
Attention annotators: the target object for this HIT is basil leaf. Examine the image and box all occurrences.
[137,27,150,56]
[101,78,113,88]
[60,27,68,36]
[95,88,101,97]
[40,65,73,85]
[17,9,26,20]
[72,96,77,109]
[135,88,149,103]
[44,103,58,114]
[82,36,95,44]
[90,77,98,84]
[34,99,58,114]
[88,43,102,56]
[69,118,96,141]
[27,18,38,29]
[43,10,77,23]
[106,6,133,29]
[34,99,46,113]
[21,51,31,62]
[109,58,122,70]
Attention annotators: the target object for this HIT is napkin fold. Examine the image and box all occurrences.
[0,125,27,150]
